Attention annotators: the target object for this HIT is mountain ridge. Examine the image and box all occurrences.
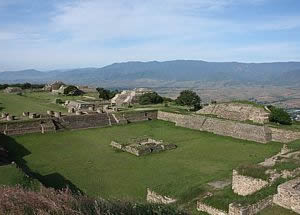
[1,60,300,87]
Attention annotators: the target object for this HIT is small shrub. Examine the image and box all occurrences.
[269,106,292,125]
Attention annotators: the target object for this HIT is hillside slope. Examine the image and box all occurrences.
[1,60,300,87]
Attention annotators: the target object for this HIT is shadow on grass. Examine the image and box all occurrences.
[0,133,83,194]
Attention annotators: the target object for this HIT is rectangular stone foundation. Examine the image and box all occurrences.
[110,137,177,156]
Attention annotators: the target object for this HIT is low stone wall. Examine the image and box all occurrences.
[273,177,300,214]
[157,111,272,143]
[0,111,157,136]
[197,201,228,215]
[146,188,177,204]
[122,111,158,123]
[197,195,273,215]
[232,170,269,196]
[58,114,111,130]
[0,119,56,136]
[228,196,273,215]
[270,128,300,143]
[202,118,272,143]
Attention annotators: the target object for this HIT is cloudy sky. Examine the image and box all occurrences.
[1,0,300,71]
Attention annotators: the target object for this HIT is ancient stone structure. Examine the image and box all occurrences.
[47,110,54,116]
[270,127,300,143]
[54,112,62,118]
[6,115,15,121]
[4,87,23,94]
[1,119,56,136]
[121,110,158,123]
[197,201,228,215]
[228,196,273,215]
[66,100,95,111]
[157,111,272,143]
[146,189,177,204]
[273,177,300,214]
[1,113,8,118]
[232,170,269,196]
[111,88,152,106]
[197,195,273,215]
[44,81,65,92]
[29,113,38,119]
[197,103,269,124]
[111,137,176,156]
[22,112,29,117]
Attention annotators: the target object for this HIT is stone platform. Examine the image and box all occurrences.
[110,137,177,156]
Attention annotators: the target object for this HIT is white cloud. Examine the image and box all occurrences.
[0,0,299,71]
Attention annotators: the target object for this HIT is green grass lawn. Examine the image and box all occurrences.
[0,164,25,186]
[259,206,298,215]
[0,164,39,190]
[1,120,282,203]
[0,91,67,116]
[0,91,99,116]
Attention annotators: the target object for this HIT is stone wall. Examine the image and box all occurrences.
[273,177,300,214]
[197,103,269,124]
[157,111,272,143]
[58,113,112,130]
[0,111,157,136]
[122,110,158,123]
[197,196,273,215]
[270,128,300,143]
[232,170,269,196]
[197,201,228,215]
[146,188,177,204]
[228,196,273,215]
[0,119,56,136]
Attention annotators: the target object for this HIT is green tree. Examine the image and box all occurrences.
[175,90,201,111]
[269,106,292,125]
[63,85,83,96]
[139,92,163,105]
[96,88,119,100]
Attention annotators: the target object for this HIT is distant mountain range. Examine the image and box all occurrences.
[1,60,300,88]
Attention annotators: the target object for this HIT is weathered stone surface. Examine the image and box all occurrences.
[1,119,56,136]
[232,170,269,196]
[197,103,269,124]
[273,177,300,214]
[197,195,273,215]
[208,179,231,190]
[270,128,300,143]
[157,111,272,143]
[54,112,61,118]
[197,201,228,215]
[110,138,176,156]
[146,188,177,204]
[228,196,273,215]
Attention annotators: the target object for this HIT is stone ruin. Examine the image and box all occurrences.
[146,188,177,204]
[110,137,177,156]
[111,88,153,107]
[274,177,300,214]
[4,87,23,94]
[197,102,270,124]
[198,146,300,215]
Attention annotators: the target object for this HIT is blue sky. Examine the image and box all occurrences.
[0,0,300,71]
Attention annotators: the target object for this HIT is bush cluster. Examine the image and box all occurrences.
[268,106,292,125]
[139,92,163,105]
